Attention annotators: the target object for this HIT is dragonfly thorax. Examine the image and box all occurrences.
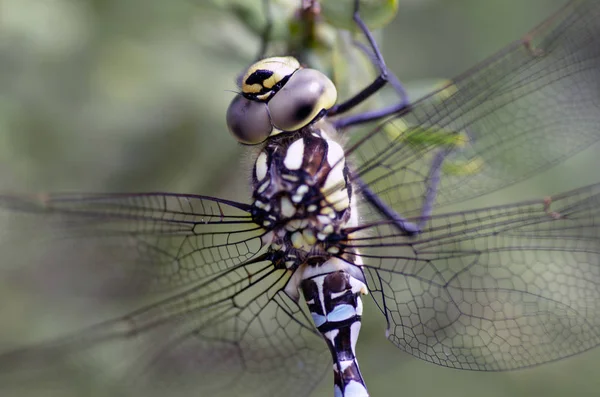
[252,126,353,262]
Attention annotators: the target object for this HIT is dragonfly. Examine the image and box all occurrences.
[0,0,600,396]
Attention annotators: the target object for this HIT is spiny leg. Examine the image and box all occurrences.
[334,39,411,129]
[355,176,421,236]
[325,1,440,235]
[353,145,448,236]
[327,0,410,120]
[417,146,451,230]
[328,2,455,235]
[352,40,409,107]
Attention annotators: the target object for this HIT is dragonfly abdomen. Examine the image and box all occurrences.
[300,263,370,397]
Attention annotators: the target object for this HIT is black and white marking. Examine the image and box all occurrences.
[249,121,369,396]
[300,264,369,397]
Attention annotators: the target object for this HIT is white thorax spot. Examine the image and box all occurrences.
[250,127,353,260]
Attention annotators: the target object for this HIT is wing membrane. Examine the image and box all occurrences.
[0,193,265,290]
[348,0,600,216]
[0,193,327,397]
[1,1,600,395]
[343,182,600,370]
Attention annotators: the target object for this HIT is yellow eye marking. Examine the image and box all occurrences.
[242,56,300,96]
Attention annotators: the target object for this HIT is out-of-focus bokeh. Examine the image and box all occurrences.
[1,0,599,396]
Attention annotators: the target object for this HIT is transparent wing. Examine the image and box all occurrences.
[348,0,600,216]
[0,193,327,397]
[342,182,600,370]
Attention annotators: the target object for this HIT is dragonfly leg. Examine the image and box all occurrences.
[327,0,410,119]
[356,177,421,236]
[333,40,412,129]
[353,40,409,105]
[416,147,449,230]
[355,147,450,235]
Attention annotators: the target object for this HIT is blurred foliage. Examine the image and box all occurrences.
[321,0,399,30]
[1,1,599,397]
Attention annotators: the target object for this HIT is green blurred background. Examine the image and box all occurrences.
[1,0,599,396]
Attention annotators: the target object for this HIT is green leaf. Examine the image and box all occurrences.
[320,0,399,31]
[384,121,485,176]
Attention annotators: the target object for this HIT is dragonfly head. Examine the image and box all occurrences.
[227,56,338,145]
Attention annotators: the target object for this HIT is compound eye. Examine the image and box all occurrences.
[226,95,272,145]
[268,68,337,132]
[241,56,301,101]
